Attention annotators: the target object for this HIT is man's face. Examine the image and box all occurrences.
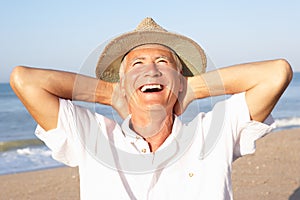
[121,44,183,113]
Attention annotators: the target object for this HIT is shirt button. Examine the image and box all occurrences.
[189,172,194,177]
[141,148,147,153]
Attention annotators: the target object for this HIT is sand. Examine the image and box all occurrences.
[0,128,299,200]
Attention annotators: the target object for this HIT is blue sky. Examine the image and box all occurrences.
[1,0,299,82]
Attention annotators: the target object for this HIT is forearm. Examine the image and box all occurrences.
[11,66,113,104]
[189,59,293,121]
[10,66,114,130]
[190,59,291,97]
[70,71,114,105]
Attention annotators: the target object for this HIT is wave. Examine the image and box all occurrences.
[16,146,52,156]
[274,117,300,129]
[0,145,63,175]
[0,138,44,152]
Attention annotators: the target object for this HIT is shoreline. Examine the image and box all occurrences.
[1,128,299,199]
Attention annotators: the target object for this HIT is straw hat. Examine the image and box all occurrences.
[96,17,207,82]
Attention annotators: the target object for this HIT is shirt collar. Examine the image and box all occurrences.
[121,114,183,152]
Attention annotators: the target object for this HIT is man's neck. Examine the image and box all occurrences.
[130,109,174,152]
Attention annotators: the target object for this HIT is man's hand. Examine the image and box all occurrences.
[111,83,129,119]
[174,76,196,116]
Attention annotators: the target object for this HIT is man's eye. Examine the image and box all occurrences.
[132,61,143,66]
[157,59,168,64]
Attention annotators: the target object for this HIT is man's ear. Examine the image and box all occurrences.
[119,77,126,97]
[179,74,185,92]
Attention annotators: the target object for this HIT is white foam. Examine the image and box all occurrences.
[275,117,300,128]
[0,146,63,175]
[16,147,52,156]
[17,147,34,155]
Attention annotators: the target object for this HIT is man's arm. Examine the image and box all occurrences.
[177,59,293,122]
[10,66,115,131]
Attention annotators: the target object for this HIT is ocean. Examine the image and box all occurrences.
[0,73,299,175]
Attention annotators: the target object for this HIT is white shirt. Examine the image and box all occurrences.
[35,93,274,200]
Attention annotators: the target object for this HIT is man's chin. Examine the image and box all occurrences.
[130,103,168,112]
[146,104,167,111]
[141,103,175,115]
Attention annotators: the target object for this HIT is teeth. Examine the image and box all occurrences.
[140,84,162,92]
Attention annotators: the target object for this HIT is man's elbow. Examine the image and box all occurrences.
[10,66,28,93]
[273,59,293,89]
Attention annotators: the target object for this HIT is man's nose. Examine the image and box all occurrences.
[144,63,162,77]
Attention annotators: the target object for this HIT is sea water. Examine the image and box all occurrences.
[0,73,299,175]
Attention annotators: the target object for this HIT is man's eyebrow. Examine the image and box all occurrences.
[129,57,146,63]
[133,56,146,60]
[156,56,170,60]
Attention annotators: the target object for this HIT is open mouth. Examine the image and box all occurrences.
[140,84,164,93]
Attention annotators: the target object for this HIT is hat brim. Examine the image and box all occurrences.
[96,30,207,82]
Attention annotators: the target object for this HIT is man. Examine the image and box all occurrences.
[10,17,292,199]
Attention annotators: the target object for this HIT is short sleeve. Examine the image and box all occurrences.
[35,99,90,166]
[226,93,275,159]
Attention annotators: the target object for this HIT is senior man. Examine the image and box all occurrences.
[10,17,292,199]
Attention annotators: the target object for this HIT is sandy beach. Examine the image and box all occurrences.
[0,128,299,200]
